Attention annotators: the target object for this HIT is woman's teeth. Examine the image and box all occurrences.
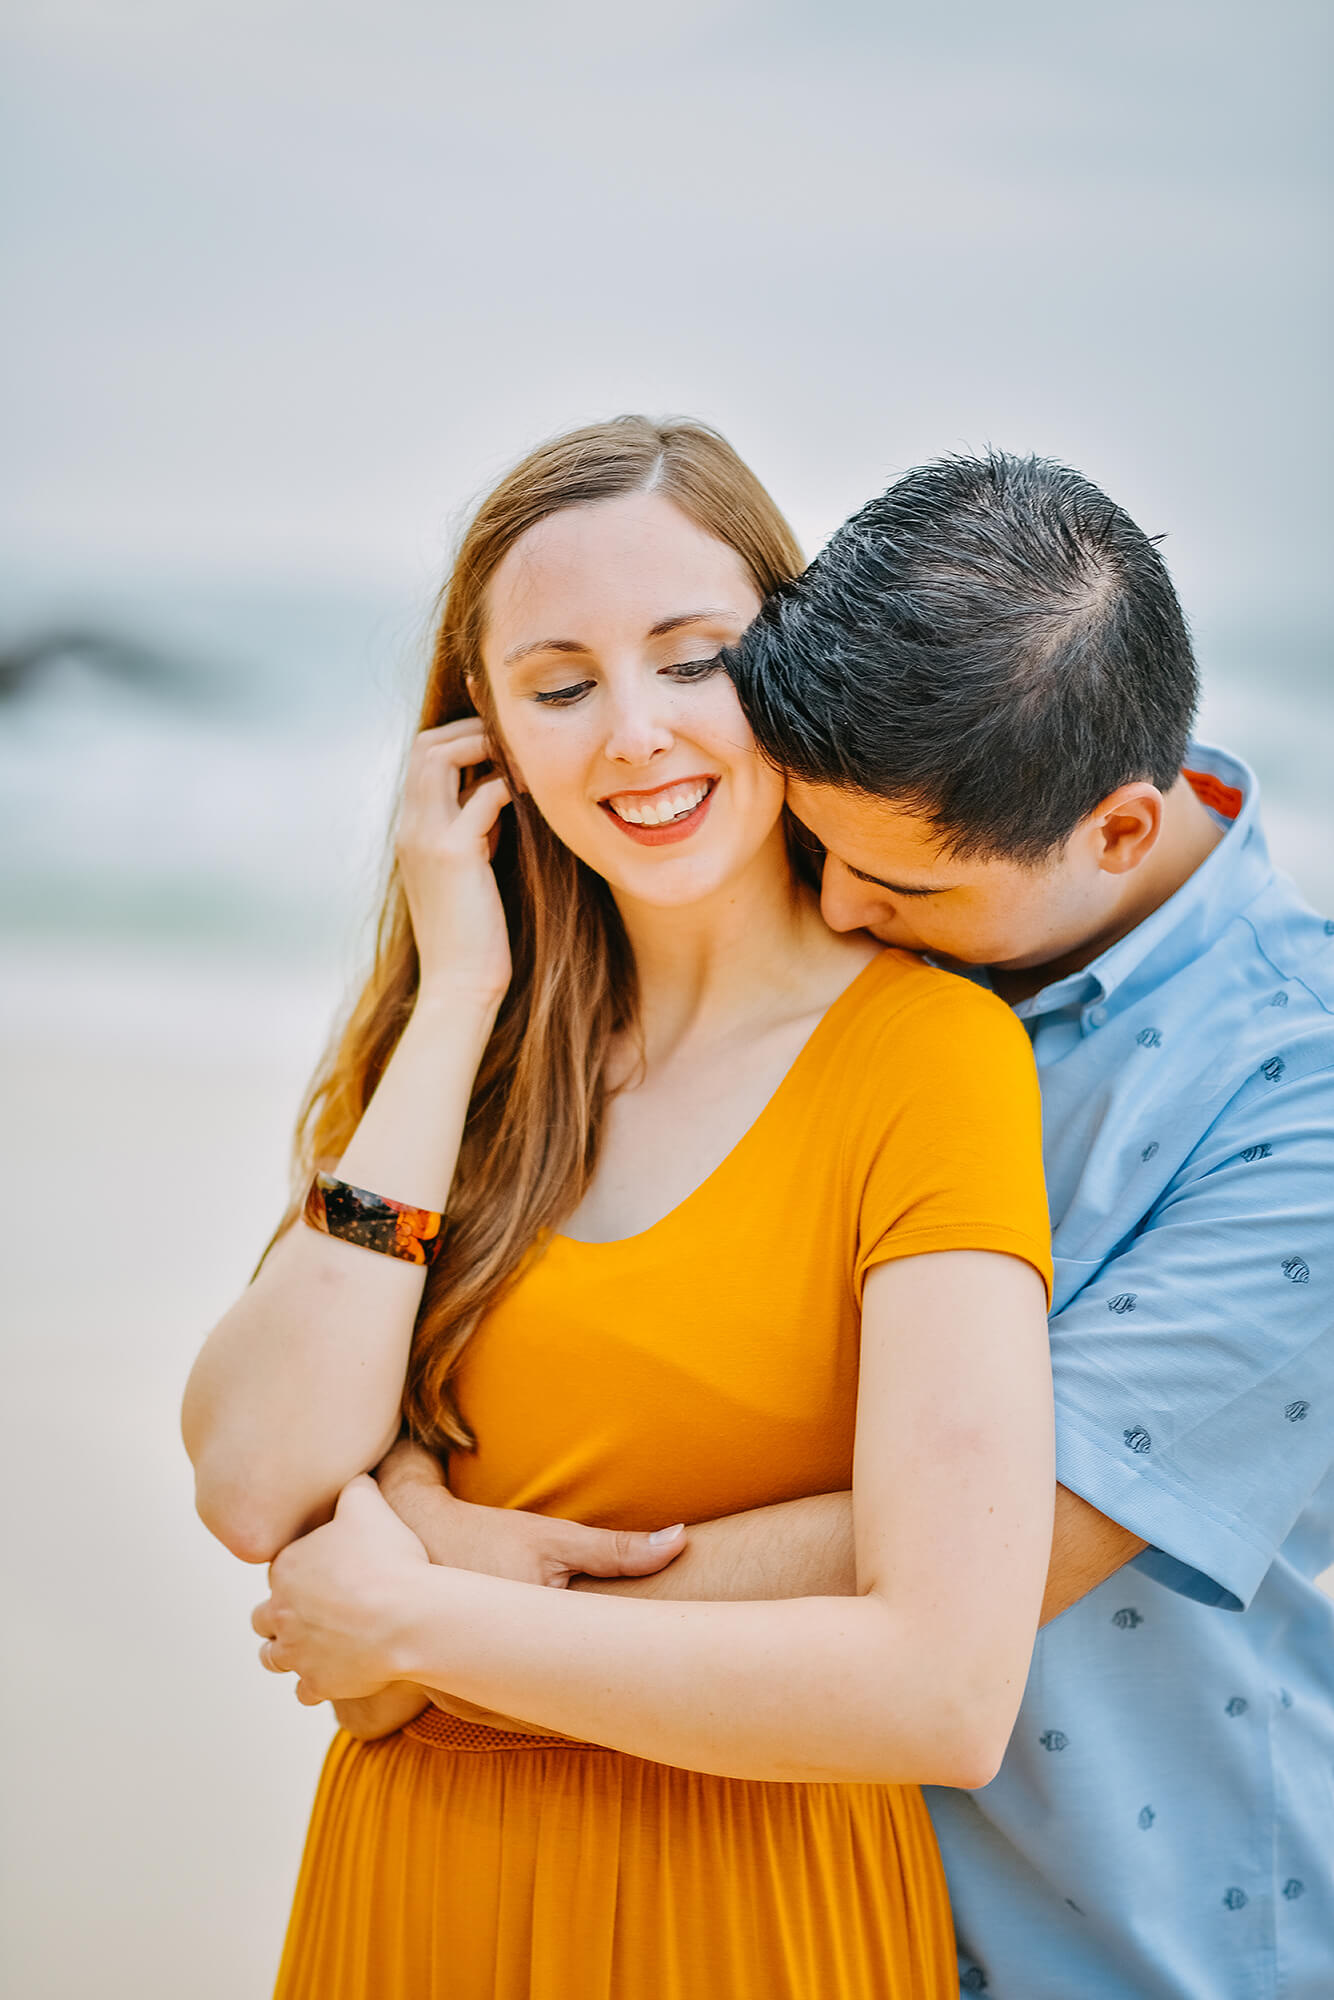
[607,780,712,826]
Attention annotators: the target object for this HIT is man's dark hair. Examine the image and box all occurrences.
[729,451,1199,863]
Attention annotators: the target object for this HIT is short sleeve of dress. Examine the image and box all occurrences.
[851,974,1052,1305]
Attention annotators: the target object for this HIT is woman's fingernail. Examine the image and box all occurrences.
[648,1524,685,1545]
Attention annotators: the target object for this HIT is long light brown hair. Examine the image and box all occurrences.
[287,416,804,1451]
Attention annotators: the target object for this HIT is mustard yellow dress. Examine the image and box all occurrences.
[274,951,1052,2000]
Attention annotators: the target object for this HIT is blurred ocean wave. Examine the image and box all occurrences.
[0,583,1329,1000]
[0,579,424,965]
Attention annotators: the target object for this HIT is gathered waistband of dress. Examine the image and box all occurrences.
[401,1705,604,1754]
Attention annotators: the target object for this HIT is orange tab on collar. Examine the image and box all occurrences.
[1184,767,1244,821]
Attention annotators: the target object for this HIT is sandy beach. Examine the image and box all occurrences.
[2,946,348,2000]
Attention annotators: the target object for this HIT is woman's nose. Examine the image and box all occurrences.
[602,690,675,767]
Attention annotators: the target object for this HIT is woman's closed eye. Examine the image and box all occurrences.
[532,658,723,707]
[663,655,724,682]
[533,679,597,707]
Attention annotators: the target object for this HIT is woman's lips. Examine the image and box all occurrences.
[599,776,719,847]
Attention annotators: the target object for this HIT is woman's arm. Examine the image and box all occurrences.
[257,1249,1054,1785]
[182,723,510,1563]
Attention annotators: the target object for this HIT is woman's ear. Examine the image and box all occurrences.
[487,734,529,797]
[465,671,529,794]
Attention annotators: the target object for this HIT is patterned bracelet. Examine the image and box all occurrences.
[302,1172,444,1267]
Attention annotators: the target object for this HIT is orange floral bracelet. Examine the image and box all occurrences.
[302,1172,444,1267]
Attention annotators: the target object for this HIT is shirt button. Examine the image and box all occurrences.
[1088,1006,1108,1028]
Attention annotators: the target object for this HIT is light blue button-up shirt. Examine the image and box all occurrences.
[925,742,1334,2000]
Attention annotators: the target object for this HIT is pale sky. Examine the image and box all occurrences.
[6,0,1332,638]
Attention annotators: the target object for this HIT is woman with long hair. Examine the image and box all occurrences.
[183,416,1054,1999]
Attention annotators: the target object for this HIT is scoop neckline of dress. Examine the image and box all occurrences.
[551,947,896,1252]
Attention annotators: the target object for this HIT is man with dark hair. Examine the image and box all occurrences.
[377,453,1331,1995]
[717,452,1333,2000]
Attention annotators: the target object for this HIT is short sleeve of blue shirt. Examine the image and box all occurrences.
[1052,1051,1334,1609]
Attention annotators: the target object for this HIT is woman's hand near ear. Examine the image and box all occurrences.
[396,718,512,1010]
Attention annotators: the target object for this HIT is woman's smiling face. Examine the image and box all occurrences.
[479,489,784,908]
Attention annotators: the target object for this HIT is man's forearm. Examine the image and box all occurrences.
[573,1485,1145,1623]
[1041,1485,1146,1624]
[570,1492,857,1601]
[379,1438,1144,1623]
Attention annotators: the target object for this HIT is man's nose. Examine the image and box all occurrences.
[820,859,892,934]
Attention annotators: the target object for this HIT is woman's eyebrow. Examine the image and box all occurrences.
[503,609,739,669]
[502,636,591,668]
[646,608,739,638]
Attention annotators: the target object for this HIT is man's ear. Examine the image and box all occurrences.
[1091,784,1163,875]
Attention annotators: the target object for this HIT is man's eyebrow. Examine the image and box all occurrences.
[502,610,738,670]
[847,864,949,897]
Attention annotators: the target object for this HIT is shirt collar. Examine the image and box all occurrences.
[1012,741,1274,1023]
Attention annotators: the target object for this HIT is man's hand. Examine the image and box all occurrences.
[375,1437,686,1587]
[333,1682,434,1741]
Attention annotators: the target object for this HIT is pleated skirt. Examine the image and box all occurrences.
[274,1706,956,1999]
